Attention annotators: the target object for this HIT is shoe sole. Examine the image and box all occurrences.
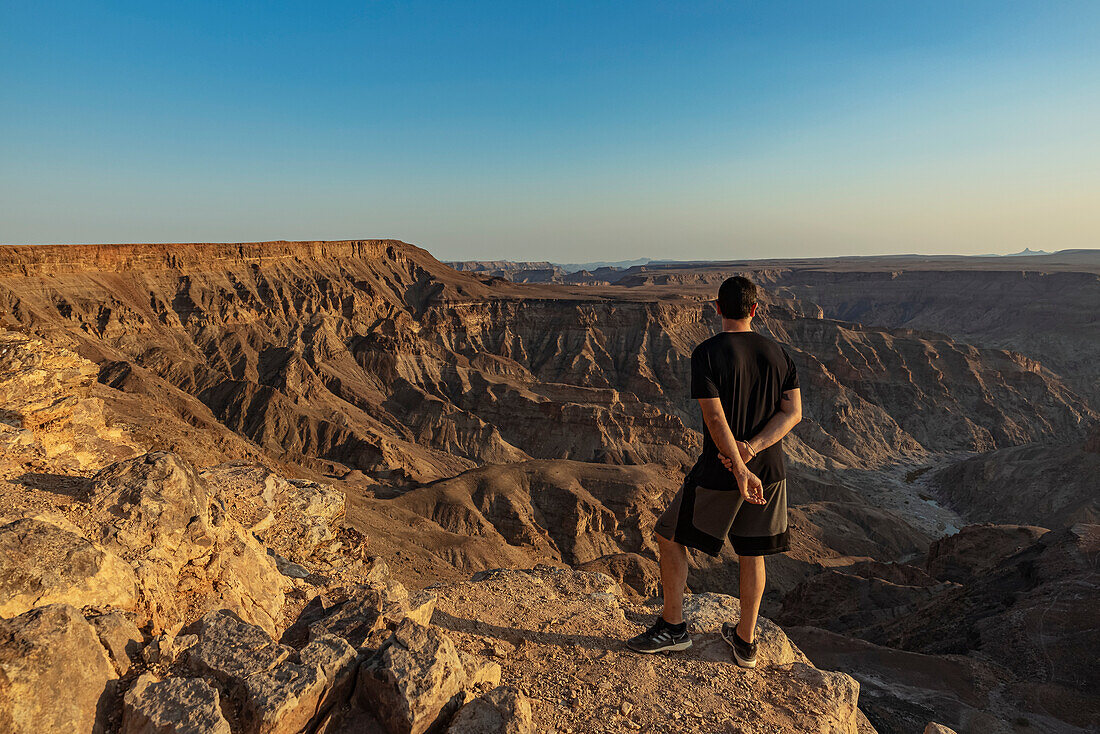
[627,638,693,654]
[722,630,758,668]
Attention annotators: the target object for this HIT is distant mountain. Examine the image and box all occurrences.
[1003,247,1051,256]
[553,256,652,273]
[450,257,654,274]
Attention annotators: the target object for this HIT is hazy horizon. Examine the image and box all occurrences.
[3,240,1092,264]
[3,1,1098,262]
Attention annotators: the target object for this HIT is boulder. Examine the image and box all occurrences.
[187,609,291,684]
[767,662,863,733]
[459,651,502,690]
[299,634,358,720]
[238,634,356,734]
[0,604,115,734]
[406,590,438,626]
[357,619,468,734]
[89,611,145,676]
[122,673,232,734]
[88,452,286,635]
[198,463,282,530]
[924,724,958,734]
[283,478,345,542]
[239,662,326,734]
[448,686,533,734]
[309,580,431,647]
[0,517,139,618]
[188,609,358,734]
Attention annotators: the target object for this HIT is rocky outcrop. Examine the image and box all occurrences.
[187,609,293,685]
[200,463,344,557]
[0,428,399,733]
[89,611,145,677]
[0,330,142,471]
[183,608,357,734]
[305,579,435,648]
[108,564,875,734]
[0,328,264,482]
[86,452,287,635]
[430,565,876,733]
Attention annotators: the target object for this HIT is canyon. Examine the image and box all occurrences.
[0,240,1097,734]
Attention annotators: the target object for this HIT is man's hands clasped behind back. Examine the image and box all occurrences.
[719,442,767,505]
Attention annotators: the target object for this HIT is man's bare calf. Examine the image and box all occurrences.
[657,533,688,624]
[736,554,765,643]
[658,535,766,642]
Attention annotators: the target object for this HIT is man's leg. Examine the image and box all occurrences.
[736,554,765,642]
[626,531,693,653]
[657,532,689,624]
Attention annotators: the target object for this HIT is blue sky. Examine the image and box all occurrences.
[2,1,1098,261]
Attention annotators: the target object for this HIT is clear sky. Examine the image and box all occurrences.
[2,1,1098,261]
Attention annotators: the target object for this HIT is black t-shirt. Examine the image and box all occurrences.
[687,330,799,490]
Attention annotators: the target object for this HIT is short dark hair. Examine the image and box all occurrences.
[717,276,757,319]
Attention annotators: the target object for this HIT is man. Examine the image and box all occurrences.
[627,275,802,668]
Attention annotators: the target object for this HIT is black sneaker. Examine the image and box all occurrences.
[626,617,692,654]
[722,622,758,668]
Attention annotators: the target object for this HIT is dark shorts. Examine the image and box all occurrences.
[654,478,789,557]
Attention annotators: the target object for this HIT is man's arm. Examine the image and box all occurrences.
[697,398,766,504]
[746,388,802,455]
[718,389,803,472]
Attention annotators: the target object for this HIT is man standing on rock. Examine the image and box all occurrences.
[627,275,802,668]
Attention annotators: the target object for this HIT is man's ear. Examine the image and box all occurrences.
[713,300,723,317]
[749,302,758,318]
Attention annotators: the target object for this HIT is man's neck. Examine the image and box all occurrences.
[721,317,753,333]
